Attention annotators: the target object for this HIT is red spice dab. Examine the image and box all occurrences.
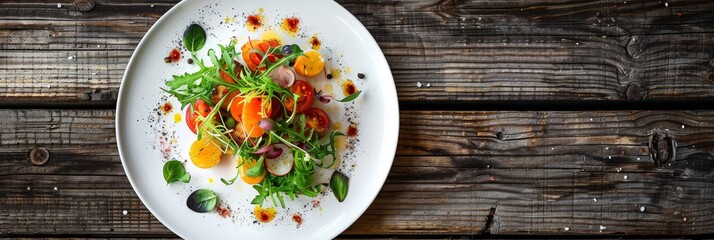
[347,124,358,138]
[160,102,173,113]
[292,213,303,228]
[216,206,231,218]
[254,205,277,223]
[309,35,321,50]
[281,17,300,36]
[165,49,181,63]
[246,14,263,31]
[311,199,321,208]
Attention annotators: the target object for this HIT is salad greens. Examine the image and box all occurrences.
[165,23,360,210]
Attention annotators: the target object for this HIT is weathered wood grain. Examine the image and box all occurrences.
[2,109,714,236]
[1,0,714,105]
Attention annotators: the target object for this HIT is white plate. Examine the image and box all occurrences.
[116,0,398,239]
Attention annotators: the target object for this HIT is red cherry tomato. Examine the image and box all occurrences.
[303,108,331,136]
[283,80,315,114]
[185,99,212,134]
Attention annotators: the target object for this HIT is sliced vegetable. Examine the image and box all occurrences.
[185,99,212,134]
[189,137,222,169]
[293,50,325,77]
[268,65,296,88]
[239,157,266,184]
[304,108,331,136]
[228,95,246,121]
[283,80,315,113]
[242,97,268,138]
[265,146,293,176]
[241,39,281,71]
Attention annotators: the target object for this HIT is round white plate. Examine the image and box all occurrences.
[116,0,398,239]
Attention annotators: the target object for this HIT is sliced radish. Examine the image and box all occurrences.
[265,145,293,176]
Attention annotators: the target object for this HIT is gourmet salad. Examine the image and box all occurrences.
[161,23,359,213]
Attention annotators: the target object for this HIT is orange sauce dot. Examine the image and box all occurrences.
[281,17,300,36]
[161,102,173,113]
[342,80,357,96]
[309,35,321,50]
[246,14,263,31]
[254,205,277,223]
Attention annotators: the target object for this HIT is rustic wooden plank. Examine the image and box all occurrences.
[2,109,714,236]
[1,0,714,104]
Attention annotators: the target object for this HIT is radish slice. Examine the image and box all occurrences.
[265,145,293,176]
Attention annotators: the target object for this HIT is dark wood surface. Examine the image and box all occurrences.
[2,0,714,238]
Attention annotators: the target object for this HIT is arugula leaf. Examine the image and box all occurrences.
[337,90,362,102]
[163,160,190,184]
[183,24,206,52]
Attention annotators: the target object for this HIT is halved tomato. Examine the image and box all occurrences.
[185,99,212,134]
[283,80,315,114]
[304,108,331,136]
[293,50,325,77]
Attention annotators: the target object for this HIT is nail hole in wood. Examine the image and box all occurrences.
[625,82,643,100]
[29,147,50,166]
[73,0,96,12]
[495,131,505,140]
[649,131,677,167]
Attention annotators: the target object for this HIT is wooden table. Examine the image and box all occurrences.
[2,0,714,238]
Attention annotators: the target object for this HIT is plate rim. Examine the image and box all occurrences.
[115,0,400,239]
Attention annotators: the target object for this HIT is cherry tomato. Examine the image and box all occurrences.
[185,99,212,134]
[283,80,315,114]
[303,108,331,136]
[241,40,282,71]
[293,50,325,77]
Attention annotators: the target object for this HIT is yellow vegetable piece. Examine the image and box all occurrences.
[294,50,325,78]
[189,137,222,169]
[238,157,265,184]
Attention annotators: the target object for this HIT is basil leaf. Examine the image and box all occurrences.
[337,90,361,102]
[183,24,206,52]
[330,171,349,202]
[163,160,190,184]
[186,189,218,213]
